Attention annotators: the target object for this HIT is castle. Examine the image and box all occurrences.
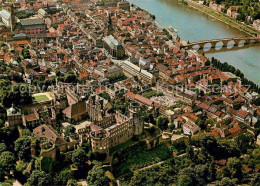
[90,103,143,154]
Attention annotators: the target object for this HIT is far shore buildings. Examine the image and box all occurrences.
[253,19,260,31]
[227,6,240,19]
[209,2,225,13]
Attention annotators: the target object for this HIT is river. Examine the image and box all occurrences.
[128,0,260,84]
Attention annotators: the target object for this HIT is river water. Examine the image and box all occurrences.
[128,0,260,84]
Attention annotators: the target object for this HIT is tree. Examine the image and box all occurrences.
[15,137,31,160]
[251,173,260,186]
[22,48,31,59]
[196,118,206,130]
[179,167,196,184]
[87,164,110,186]
[1,84,33,108]
[251,148,260,168]
[205,60,210,66]
[15,161,30,182]
[0,151,15,171]
[27,170,51,186]
[227,157,242,179]
[22,129,31,137]
[0,143,7,155]
[215,0,222,5]
[194,164,208,185]
[67,179,78,186]
[0,162,5,181]
[64,125,76,137]
[72,148,87,167]
[0,119,5,128]
[186,145,194,160]
[235,134,250,153]
[216,177,237,186]
[99,92,111,102]
[54,169,73,185]
[65,72,77,83]
[252,97,260,106]
[208,162,216,182]
[156,116,169,130]
[177,174,193,186]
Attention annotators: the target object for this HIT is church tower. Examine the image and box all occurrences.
[10,4,16,32]
[107,13,113,36]
[129,103,143,136]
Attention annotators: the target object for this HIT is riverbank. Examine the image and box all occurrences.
[185,0,259,37]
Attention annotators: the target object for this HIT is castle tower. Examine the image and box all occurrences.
[129,103,143,136]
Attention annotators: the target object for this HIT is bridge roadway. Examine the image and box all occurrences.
[181,37,260,50]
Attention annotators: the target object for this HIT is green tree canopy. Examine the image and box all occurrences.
[87,164,110,186]
[64,125,76,137]
[72,148,87,167]
[0,143,7,155]
[0,151,15,171]
[54,169,73,185]
[15,137,31,160]
[227,157,242,178]
[156,115,169,130]
[27,170,51,186]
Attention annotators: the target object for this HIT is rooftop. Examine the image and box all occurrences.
[0,10,10,20]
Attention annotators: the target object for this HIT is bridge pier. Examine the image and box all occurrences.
[245,39,251,45]
[233,40,240,46]
[211,42,217,49]
[222,40,229,47]
[199,43,204,50]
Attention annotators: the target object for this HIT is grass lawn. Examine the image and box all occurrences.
[33,95,50,103]
[112,143,172,177]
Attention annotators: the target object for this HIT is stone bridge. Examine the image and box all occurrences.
[181,37,260,51]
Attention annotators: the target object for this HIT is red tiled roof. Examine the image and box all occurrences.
[229,124,241,134]
[236,109,248,118]
[124,91,136,99]
[135,94,153,106]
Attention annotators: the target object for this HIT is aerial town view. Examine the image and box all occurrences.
[0,0,260,185]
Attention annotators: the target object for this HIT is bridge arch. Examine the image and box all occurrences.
[227,40,235,49]
[249,39,256,44]
[203,43,212,51]
[238,40,246,47]
[215,41,224,50]
[192,44,200,51]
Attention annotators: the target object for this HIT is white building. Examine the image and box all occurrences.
[121,60,156,85]
[183,122,200,135]
[0,10,11,28]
